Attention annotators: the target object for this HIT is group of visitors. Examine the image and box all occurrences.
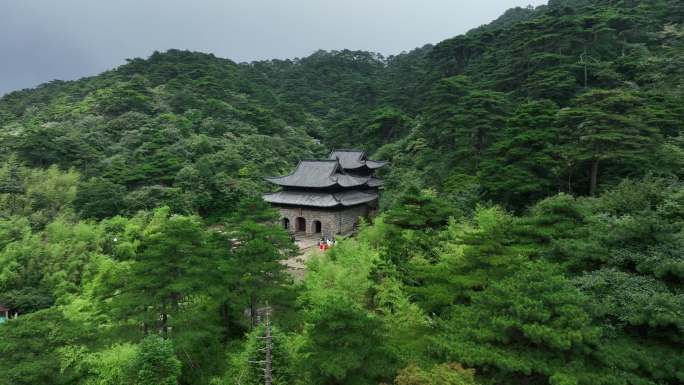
[318,237,336,251]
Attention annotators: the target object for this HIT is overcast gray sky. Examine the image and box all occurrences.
[0,0,547,95]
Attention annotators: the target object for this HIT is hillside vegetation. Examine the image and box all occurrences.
[0,1,683,384]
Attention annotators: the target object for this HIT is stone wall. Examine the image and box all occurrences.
[277,204,371,238]
[337,204,368,235]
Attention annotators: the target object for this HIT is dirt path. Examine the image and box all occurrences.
[282,234,322,281]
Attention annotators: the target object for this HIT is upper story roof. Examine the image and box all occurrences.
[266,157,385,189]
[329,149,388,170]
[266,160,342,188]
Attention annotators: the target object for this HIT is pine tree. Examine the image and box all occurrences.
[480,100,562,209]
[0,155,25,195]
[228,317,295,385]
[134,335,181,385]
[302,298,393,385]
[436,260,603,385]
[108,208,220,335]
[420,76,511,175]
[407,206,532,314]
[223,198,296,327]
[557,89,662,196]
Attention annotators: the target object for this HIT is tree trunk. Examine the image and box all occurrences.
[250,293,257,328]
[590,159,599,197]
[161,298,168,336]
[162,312,168,337]
[220,302,231,341]
[264,312,273,385]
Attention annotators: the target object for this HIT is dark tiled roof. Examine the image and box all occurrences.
[266,159,383,188]
[263,190,378,208]
[263,191,338,207]
[266,160,340,188]
[329,150,366,169]
[336,174,370,187]
[366,160,389,169]
[336,190,379,206]
[329,149,387,170]
[367,177,384,188]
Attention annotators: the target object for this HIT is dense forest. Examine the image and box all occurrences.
[0,0,683,384]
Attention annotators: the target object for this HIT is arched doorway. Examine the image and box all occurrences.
[282,218,290,230]
[296,217,306,232]
[313,220,322,234]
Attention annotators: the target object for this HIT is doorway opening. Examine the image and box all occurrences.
[296,217,306,232]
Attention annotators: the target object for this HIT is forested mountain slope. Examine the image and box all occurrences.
[2,0,684,215]
[0,1,683,385]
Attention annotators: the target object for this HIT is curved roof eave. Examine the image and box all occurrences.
[366,160,389,169]
[262,191,378,208]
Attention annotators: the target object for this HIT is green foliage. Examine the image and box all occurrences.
[419,76,511,176]
[407,206,529,314]
[103,208,218,328]
[302,299,392,384]
[0,287,53,314]
[221,198,297,328]
[1,52,324,219]
[327,106,413,152]
[0,308,84,385]
[0,214,106,311]
[394,363,479,385]
[93,78,152,116]
[297,240,396,384]
[80,343,139,385]
[0,161,78,228]
[0,155,25,194]
[0,1,683,384]
[92,208,225,383]
[134,335,181,385]
[2,0,682,211]
[385,186,457,230]
[376,187,458,268]
[221,325,296,385]
[373,277,432,365]
[480,100,562,209]
[437,260,602,385]
[74,178,126,219]
[557,89,662,196]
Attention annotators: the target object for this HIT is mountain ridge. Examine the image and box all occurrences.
[1,0,683,216]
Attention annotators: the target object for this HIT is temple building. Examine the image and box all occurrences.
[263,149,387,238]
